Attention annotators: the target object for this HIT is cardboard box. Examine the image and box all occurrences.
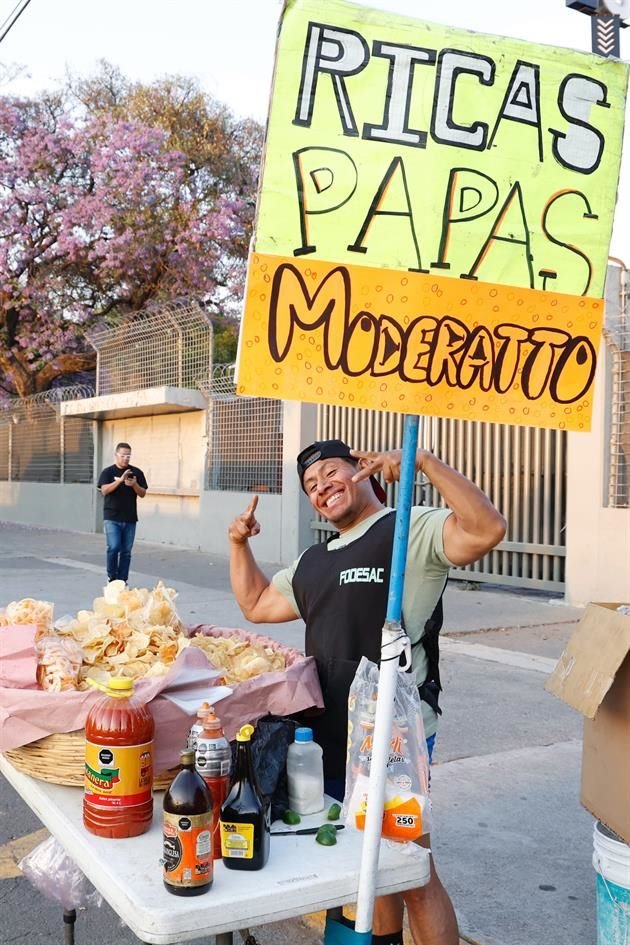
[546,602,630,843]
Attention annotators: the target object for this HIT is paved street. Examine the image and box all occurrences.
[0,521,593,945]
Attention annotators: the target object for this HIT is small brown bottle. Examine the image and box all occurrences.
[163,749,214,896]
[220,724,270,871]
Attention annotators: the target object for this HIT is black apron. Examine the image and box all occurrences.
[292,512,445,780]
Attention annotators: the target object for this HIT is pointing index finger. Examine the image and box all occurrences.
[246,494,259,517]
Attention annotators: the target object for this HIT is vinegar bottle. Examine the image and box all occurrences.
[286,727,324,815]
[220,724,270,870]
[83,677,154,838]
[196,706,232,860]
[163,749,214,896]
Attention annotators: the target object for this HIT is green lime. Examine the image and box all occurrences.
[282,809,301,825]
[316,824,337,846]
[327,802,342,821]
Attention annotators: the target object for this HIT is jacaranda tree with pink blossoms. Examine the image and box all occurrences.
[0,69,262,397]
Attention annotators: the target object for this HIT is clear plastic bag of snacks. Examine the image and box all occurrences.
[343,657,431,844]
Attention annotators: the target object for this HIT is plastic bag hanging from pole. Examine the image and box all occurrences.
[343,656,431,844]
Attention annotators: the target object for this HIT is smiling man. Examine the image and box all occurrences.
[228,438,505,945]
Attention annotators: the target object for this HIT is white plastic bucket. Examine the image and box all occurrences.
[593,821,630,945]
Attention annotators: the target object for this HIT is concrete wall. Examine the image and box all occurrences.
[102,411,206,494]
[565,265,630,605]
[0,403,317,565]
[565,344,630,604]
[0,482,96,531]
[199,490,283,559]
[95,404,315,561]
[565,262,630,606]
[100,411,206,547]
[3,365,629,596]
[279,401,317,562]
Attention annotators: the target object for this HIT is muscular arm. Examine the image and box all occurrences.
[351,449,506,567]
[228,496,300,624]
[420,452,506,566]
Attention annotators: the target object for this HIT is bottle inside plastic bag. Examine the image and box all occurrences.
[343,657,431,844]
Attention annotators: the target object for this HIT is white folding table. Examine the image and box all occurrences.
[0,755,430,945]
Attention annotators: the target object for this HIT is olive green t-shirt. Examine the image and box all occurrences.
[271,506,453,739]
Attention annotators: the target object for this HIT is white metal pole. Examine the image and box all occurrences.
[354,626,409,932]
[353,415,419,935]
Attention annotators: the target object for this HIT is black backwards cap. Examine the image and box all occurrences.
[296,439,387,504]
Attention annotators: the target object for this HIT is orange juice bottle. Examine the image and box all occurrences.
[83,677,154,838]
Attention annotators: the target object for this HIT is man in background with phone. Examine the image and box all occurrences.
[97,442,148,584]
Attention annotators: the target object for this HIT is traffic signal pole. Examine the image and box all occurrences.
[565,0,626,57]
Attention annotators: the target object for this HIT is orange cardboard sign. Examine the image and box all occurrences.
[237,253,601,431]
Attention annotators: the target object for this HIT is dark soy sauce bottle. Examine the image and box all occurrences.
[220,724,270,870]
[163,749,214,896]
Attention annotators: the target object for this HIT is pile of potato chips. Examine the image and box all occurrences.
[49,580,187,689]
[190,634,286,686]
[1,581,287,691]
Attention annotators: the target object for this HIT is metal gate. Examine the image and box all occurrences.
[314,404,567,593]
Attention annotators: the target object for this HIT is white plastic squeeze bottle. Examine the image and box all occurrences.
[286,727,325,815]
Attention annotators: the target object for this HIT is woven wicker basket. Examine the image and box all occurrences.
[4,730,178,790]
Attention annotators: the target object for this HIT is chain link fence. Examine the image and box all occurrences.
[207,363,283,493]
[88,298,213,395]
[0,293,281,496]
[0,386,95,483]
[606,266,630,509]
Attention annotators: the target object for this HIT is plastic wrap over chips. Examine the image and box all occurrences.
[34,636,84,692]
[0,598,54,636]
[185,625,323,741]
[0,583,324,772]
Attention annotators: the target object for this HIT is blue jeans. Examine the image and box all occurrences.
[103,520,136,582]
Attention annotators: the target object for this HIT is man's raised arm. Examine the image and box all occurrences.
[351,448,506,567]
[228,496,299,624]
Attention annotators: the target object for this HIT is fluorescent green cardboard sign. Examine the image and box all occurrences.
[255,0,628,298]
[238,0,628,430]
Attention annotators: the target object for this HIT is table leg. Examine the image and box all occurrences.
[63,908,76,945]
